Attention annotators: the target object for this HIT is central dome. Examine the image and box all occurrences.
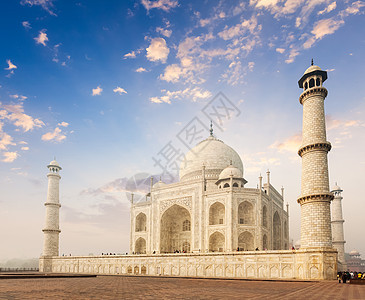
[179,136,243,181]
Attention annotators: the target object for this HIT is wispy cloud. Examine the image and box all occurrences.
[0,102,44,132]
[10,94,27,101]
[2,151,18,163]
[123,51,136,59]
[270,133,302,153]
[135,67,147,72]
[41,127,66,142]
[113,87,127,95]
[146,37,170,63]
[318,1,337,15]
[57,121,69,127]
[4,60,17,70]
[92,86,103,96]
[34,30,48,46]
[20,0,56,16]
[150,87,211,104]
[156,26,172,38]
[22,21,31,29]
[141,0,178,12]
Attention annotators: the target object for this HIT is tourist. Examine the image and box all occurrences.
[342,272,347,283]
[337,272,342,283]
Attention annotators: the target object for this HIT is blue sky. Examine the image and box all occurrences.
[0,0,364,260]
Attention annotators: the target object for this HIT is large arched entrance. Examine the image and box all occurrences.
[160,204,191,253]
[209,232,225,252]
[273,211,281,250]
[238,231,254,251]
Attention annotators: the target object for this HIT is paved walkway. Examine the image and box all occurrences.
[1,275,364,299]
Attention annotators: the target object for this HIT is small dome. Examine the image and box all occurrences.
[218,165,243,180]
[153,180,166,189]
[350,250,360,256]
[332,183,342,191]
[47,159,61,170]
[303,65,322,75]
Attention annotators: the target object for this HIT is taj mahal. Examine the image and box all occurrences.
[131,130,289,255]
[39,63,347,280]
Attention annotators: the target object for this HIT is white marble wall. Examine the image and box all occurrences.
[39,249,337,280]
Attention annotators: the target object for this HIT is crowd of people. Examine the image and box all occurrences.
[337,271,365,283]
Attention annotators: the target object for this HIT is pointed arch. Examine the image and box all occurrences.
[262,205,268,227]
[209,202,225,225]
[209,231,225,252]
[160,204,191,253]
[135,212,147,232]
[273,211,281,250]
[238,201,254,225]
[135,237,146,254]
[238,231,254,251]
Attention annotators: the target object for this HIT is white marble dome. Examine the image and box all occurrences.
[153,180,166,189]
[48,159,61,169]
[303,65,321,75]
[218,165,243,180]
[179,136,243,181]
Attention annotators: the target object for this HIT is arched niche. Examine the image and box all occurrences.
[238,201,254,225]
[135,212,147,232]
[273,211,281,250]
[135,237,146,254]
[238,231,254,251]
[209,232,225,252]
[209,202,225,225]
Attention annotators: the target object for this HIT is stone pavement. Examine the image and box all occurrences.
[1,275,364,299]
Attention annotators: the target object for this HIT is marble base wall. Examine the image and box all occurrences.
[39,248,337,280]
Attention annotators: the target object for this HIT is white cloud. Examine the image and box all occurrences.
[34,30,48,46]
[124,51,136,59]
[218,16,258,40]
[150,87,211,104]
[160,64,183,82]
[146,37,169,63]
[339,0,365,17]
[270,133,302,153]
[141,0,178,12]
[156,27,172,37]
[311,18,344,40]
[58,121,69,127]
[22,21,31,29]
[0,102,44,132]
[113,87,127,95]
[2,151,18,163]
[0,131,15,150]
[92,86,103,96]
[20,0,56,16]
[21,146,29,151]
[135,67,147,72]
[276,48,285,54]
[10,94,27,101]
[4,60,17,70]
[41,127,66,142]
[285,47,300,64]
[318,1,337,15]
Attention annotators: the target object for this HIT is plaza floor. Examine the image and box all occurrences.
[0,274,364,299]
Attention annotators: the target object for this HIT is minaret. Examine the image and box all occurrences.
[297,61,333,249]
[331,184,347,271]
[42,159,62,256]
